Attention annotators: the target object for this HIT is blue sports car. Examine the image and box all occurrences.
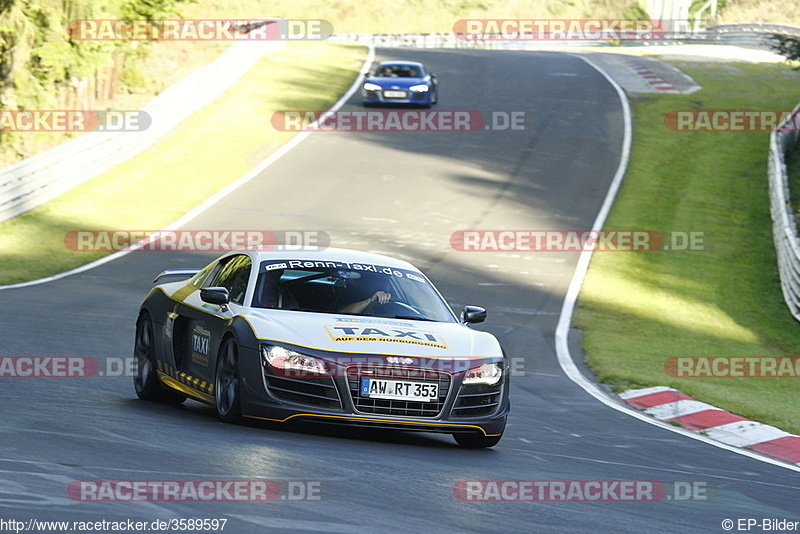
[362,61,438,108]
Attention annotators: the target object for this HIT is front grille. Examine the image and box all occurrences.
[452,383,502,417]
[264,370,342,410]
[347,366,450,418]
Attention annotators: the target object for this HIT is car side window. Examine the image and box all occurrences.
[201,261,223,289]
[191,264,214,287]
[205,255,252,305]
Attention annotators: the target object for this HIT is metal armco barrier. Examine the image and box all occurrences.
[769,104,800,321]
[329,23,800,50]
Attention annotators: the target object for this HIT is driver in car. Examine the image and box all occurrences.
[339,290,392,314]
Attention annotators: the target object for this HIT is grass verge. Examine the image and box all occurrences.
[573,60,800,435]
[0,42,367,284]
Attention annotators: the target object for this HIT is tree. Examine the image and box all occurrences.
[771,34,800,69]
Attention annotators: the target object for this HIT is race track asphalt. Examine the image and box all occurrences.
[0,48,797,533]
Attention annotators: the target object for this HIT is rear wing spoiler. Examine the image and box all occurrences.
[153,269,201,284]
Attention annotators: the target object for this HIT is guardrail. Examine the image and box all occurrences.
[330,32,613,49]
[668,23,800,48]
[769,104,800,321]
[330,23,800,50]
[0,39,279,223]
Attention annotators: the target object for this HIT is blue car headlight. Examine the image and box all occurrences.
[409,84,430,93]
[363,82,382,91]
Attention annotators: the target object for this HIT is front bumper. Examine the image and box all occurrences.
[362,89,432,106]
[239,345,509,438]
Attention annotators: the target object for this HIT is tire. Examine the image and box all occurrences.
[215,337,242,423]
[453,430,503,448]
[133,313,186,404]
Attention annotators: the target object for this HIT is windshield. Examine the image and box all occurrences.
[253,259,456,323]
[374,64,422,78]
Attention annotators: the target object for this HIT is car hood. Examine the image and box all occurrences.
[244,309,501,360]
[365,76,426,89]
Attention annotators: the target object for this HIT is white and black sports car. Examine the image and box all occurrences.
[133,248,509,447]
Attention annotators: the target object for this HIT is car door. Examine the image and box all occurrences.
[171,254,252,388]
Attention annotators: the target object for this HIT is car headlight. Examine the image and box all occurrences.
[408,84,429,92]
[463,362,502,386]
[261,345,329,376]
[363,82,382,91]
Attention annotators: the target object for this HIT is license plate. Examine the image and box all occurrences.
[383,90,407,99]
[360,378,438,402]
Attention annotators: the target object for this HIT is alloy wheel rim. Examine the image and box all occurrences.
[216,342,237,414]
[134,321,152,392]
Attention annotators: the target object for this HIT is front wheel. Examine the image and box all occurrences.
[453,430,503,448]
[215,337,242,423]
[133,313,185,404]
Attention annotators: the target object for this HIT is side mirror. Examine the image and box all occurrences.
[461,305,487,324]
[201,287,230,306]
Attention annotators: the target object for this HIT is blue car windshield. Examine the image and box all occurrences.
[254,260,456,323]
[375,65,421,78]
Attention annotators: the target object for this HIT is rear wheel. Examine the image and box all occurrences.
[215,337,242,423]
[133,313,185,404]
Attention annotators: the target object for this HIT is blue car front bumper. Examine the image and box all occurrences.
[363,89,433,106]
